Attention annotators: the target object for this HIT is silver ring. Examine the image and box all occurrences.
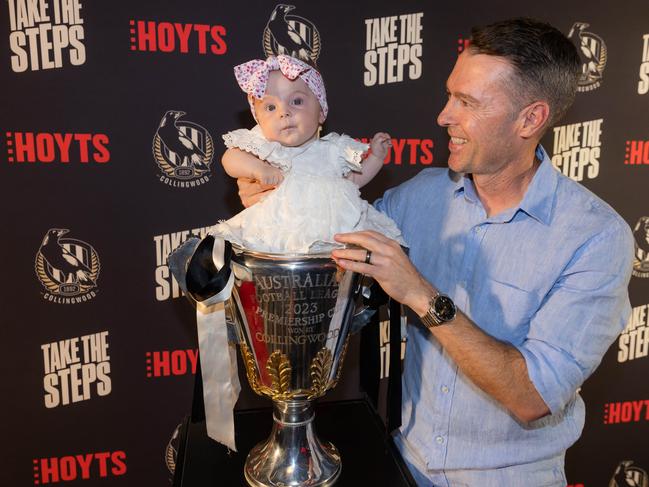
[364,250,372,264]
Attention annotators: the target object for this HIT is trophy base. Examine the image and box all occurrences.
[244,400,342,487]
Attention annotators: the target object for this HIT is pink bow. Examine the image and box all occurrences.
[234,55,328,119]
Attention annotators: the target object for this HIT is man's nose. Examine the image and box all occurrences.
[437,100,453,127]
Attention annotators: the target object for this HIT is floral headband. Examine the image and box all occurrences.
[234,55,328,122]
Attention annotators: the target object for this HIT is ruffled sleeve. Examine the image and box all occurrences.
[222,125,292,171]
[321,133,369,175]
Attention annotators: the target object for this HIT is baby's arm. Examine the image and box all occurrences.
[222,148,283,185]
[346,132,391,188]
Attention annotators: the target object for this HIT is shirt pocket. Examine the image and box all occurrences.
[477,275,540,345]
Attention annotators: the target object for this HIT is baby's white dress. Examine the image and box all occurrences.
[214,125,406,254]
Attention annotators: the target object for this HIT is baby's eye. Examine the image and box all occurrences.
[292,98,303,106]
[265,104,276,112]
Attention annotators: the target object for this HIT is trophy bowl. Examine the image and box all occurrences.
[225,246,362,487]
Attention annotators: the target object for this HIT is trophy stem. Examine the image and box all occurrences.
[244,400,342,487]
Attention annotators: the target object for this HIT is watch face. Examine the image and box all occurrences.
[434,295,456,321]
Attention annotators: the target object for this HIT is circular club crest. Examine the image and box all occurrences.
[35,229,100,299]
[153,111,214,183]
[632,217,649,278]
[609,460,649,487]
[263,5,321,64]
[165,422,183,475]
[568,22,607,92]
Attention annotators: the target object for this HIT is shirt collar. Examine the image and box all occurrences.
[452,145,558,225]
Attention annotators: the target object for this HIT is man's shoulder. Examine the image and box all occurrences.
[553,171,632,244]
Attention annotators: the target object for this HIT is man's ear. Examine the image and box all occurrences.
[519,101,550,139]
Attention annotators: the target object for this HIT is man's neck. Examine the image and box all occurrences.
[472,148,541,218]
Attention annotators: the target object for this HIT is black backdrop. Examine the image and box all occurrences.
[2,1,649,485]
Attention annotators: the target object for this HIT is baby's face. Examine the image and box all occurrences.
[253,71,325,147]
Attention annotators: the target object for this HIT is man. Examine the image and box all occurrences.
[239,18,633,487]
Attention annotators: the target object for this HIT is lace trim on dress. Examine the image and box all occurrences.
[222,126,292,171]
[321,133,368,175]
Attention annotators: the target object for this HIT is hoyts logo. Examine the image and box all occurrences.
[130,20,227,55]
[456,35,470,55]
[5,132,110,163]
[624,140,649,165]
[146,349,198,378]
[604,399,649,424]
[358,137,433,165]
[33,451,126,484]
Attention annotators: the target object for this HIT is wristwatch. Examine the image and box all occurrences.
[420,293,457,328]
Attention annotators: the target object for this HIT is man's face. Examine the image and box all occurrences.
[253,71,325,147]
[437,51,523,176]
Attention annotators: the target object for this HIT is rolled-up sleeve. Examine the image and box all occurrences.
[516,219,634,414]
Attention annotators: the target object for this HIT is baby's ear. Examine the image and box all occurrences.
[318,110,326,124]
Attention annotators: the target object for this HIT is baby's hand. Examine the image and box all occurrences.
[370,132,392,160]
[255,164,284,186]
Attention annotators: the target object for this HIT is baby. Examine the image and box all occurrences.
[214,54,405,254]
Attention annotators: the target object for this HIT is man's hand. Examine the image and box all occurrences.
[332,230,433,315]
[236,177,277,208]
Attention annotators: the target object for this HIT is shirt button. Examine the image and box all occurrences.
[436,436,445,444]
[441,385,449,394]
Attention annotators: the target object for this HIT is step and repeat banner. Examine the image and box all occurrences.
[2,0,648,485]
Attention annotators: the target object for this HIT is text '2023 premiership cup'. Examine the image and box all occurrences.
[225,246,362,487]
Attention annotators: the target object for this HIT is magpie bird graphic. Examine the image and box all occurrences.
[567,22,601,79]
[156,111,209,171]
[266,4,313,61]
[39,229,95,286]
[634,217,649,254]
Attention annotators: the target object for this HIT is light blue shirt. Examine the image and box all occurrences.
[375,146,633,475]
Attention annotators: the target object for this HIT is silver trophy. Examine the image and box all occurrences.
[226,246,362,487]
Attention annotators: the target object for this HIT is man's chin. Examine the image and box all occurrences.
[447,157,466,173]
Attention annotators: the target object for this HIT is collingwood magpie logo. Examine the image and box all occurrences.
[567,22,607,92]
[165,422,182,475]
[153,111,214,188]
[263,4,321,63]
[35,229,100,304]
[633,217,649,278]
[610,461,649,487]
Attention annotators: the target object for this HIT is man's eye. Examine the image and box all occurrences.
[266,104,276,112]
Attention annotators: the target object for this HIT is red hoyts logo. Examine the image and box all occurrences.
[146,349,198,377]
[129,20,227,54]
[567,484,585,487]
[5,132,110,163]
[457,36,471,54]
[33,451,126,485]
[625,140,649,165]
[359,138,434,165]
[604,399,649,424]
